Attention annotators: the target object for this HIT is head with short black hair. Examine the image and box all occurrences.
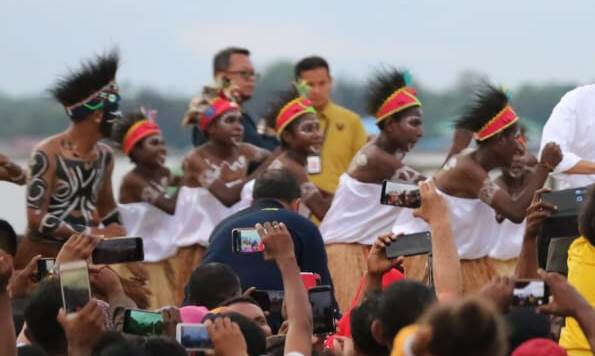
[203,312,267,356]
[0,219,17,256]
[213,47,251,75]
[142,336,187,356]
[186,262,242,309]
[294,56,330,79]
[219,295,259,308]
[377,280,436,346]
[24,278,67,355]
[579,186,595,246]
[91,331,145,356]
[252,169,302,205]
[49,49,120,124]
[219,296,272,337]
[351,292,389,356]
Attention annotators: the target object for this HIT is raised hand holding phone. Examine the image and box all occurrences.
[56,234,100,265]
[59,260,91,315]
[255,222,295,262]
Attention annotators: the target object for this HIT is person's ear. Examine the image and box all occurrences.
[371,319,388,347]
[289,198,301,213]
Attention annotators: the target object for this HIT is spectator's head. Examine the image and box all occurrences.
[414,297,507,356]
[142,336,187,356]
[186,263,242,309]
[91,331,145,356]
[49,49,121,138]
[367,68,423,152]
[0,219,17,256]
[264,87,322,152]
[24,278,66,356]
[375,280,435,347]
[579,185,595,246]
[455,83,522,168]
[213,47,255,102]
[294,56,332,110]
[111,111,166,167]
[505,307,551,353]
[252,169,302,211]
[204,312,267,356]
[219,296,273,337]
[351,292,389,356]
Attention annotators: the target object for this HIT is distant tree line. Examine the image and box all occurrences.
[0,61,577,151]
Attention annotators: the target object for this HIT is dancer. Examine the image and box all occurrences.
[182,80,270,207]
[112,109,179,214]
[318,68,425,310]
[15,49,125,267]
[392,83,562,292]
[0,154,26,185]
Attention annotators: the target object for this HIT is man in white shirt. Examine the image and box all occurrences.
[540,85,595,189]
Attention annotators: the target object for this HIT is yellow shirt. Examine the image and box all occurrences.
[308,101,367,193]
[560,236,595,356]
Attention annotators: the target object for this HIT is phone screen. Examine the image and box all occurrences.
[233,228,263,254]
[123,309,164,336]
[177,324,212,350]
[385,231,432,258]
[381,180,421,208]
[92,237,144,264]
[60,261,91,314]
[309,286,335,334]
[37,258,56,281]
[512,280,548,307]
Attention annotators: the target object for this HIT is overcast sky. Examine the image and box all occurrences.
[3,0,595,97]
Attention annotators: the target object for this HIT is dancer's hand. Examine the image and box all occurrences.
[540,142,563,171]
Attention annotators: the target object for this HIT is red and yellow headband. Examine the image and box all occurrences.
[474,105,519,141]
[199,97,239,131]
[123,120,161,155]
[275,97,316,138]
[376,87,421,123]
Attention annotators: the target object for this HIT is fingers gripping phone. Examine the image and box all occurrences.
[37,257,56,281]
[59,260,91,315]
[381,180,421,208]
[92,237,144,264]
[309,285,335,335]
[385,232,432,259]
[123,309,164,336]
[232,228,264,254]
[512,279,550,307]
[176,323,213,351]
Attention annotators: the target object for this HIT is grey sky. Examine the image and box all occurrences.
[3,0,595,97]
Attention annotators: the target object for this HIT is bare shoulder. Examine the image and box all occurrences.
[239,143,270,161]
[32,134,63,154]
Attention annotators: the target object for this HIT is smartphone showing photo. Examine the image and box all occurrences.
[308,285,335,335]
[123,309,164,336]
[380,180,421,208]
[385,231,432,259]
[92,237,144,264]
[176,323,213,351]
[512,280,549,307]
[232,228,264,254]
[59,260,91,315]
[37,257,56,281]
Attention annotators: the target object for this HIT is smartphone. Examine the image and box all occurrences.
[37,257,56,281]
[176,323,213,351]
[59,260,91,315]
[380,180,421,208]
[123,309,164,336]
[92,237,144,264]
[232,228,264,254]
[546,237,575,275]
[309,285,335,334]
[300,272,321,290]
[512,280,549,307]
[542,186,589,217]
[385,231,432,259]
[251,289,284,313]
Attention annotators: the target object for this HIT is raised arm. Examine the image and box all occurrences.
[256,221,312,356]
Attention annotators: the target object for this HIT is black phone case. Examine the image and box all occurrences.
[385,231,432,258]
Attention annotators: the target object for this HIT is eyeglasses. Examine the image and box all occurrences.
[226,70,260,80]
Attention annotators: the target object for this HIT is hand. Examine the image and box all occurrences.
[540,142,563,170]
[524,188,557,237]
[0,153,9,167]
[332,335,355,356]
[56,234,100,265]
[0,251,14,292]
[478,276,514,313]
[205,317,248,356]
[256,221,296,262]
[7,254,41,298]
[89,265,125,301]
[57,299,106,354]
[537,269,591,318]
[413,180,448,223]
[158,306,181,339]
[367,234,404,276]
